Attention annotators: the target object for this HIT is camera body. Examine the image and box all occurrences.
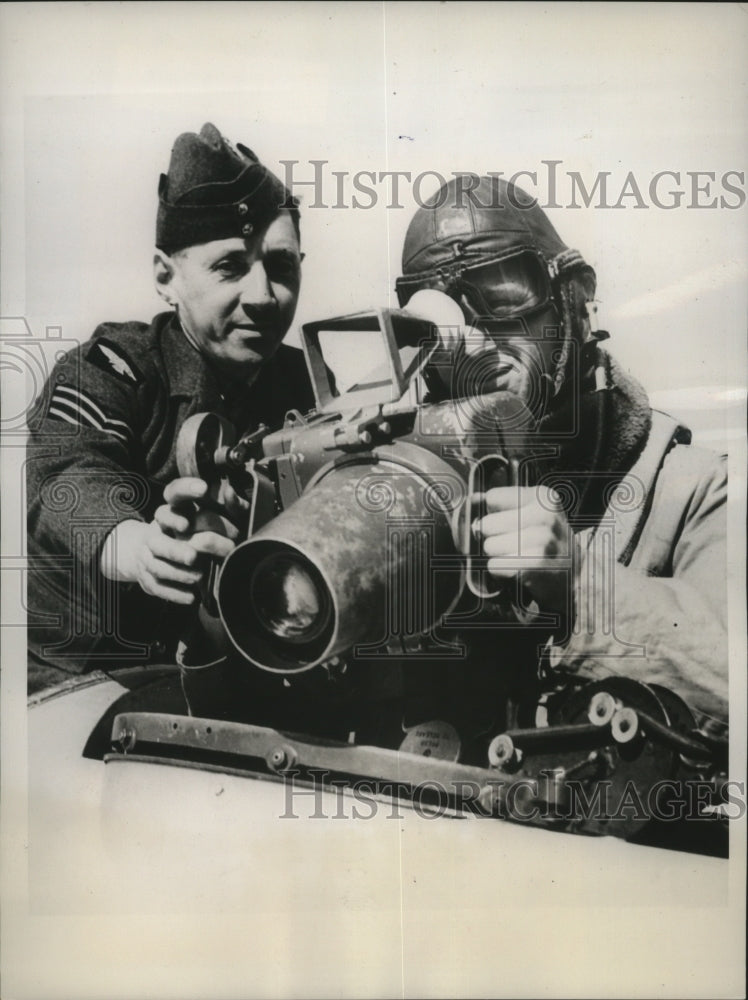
[178,307,550,674]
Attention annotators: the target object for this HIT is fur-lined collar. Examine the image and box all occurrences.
[594,349,652,471]
[538,347,653,523]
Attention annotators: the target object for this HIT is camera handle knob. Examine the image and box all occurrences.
[176,412,240,616]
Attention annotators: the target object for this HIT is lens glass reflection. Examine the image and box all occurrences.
[251,555,326,642]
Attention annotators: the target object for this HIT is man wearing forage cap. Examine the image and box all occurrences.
[27,124,313,692]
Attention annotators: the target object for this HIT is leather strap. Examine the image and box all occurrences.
[604,409,687,565]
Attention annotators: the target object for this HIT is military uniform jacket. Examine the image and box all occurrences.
[27,311,315,686]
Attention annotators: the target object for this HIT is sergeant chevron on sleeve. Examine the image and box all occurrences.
[26,123,312,692]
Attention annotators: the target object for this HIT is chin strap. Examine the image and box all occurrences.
[548,248,611,396]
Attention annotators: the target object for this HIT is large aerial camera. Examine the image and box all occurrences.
[161,298,729,847]
[177,295,553,674]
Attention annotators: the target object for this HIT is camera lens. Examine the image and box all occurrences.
[250,554,330,643]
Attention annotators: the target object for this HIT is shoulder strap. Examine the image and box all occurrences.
[606,409,687,565]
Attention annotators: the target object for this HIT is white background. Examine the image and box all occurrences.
[2,3,747,400]
[1,3,746,998]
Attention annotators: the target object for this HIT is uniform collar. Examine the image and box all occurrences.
[157,312,279,421]
[158,312,224,401]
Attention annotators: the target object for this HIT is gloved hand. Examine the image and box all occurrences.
[473,483,574,616]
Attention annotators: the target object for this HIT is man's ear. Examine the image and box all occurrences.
[153,249,178,306]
